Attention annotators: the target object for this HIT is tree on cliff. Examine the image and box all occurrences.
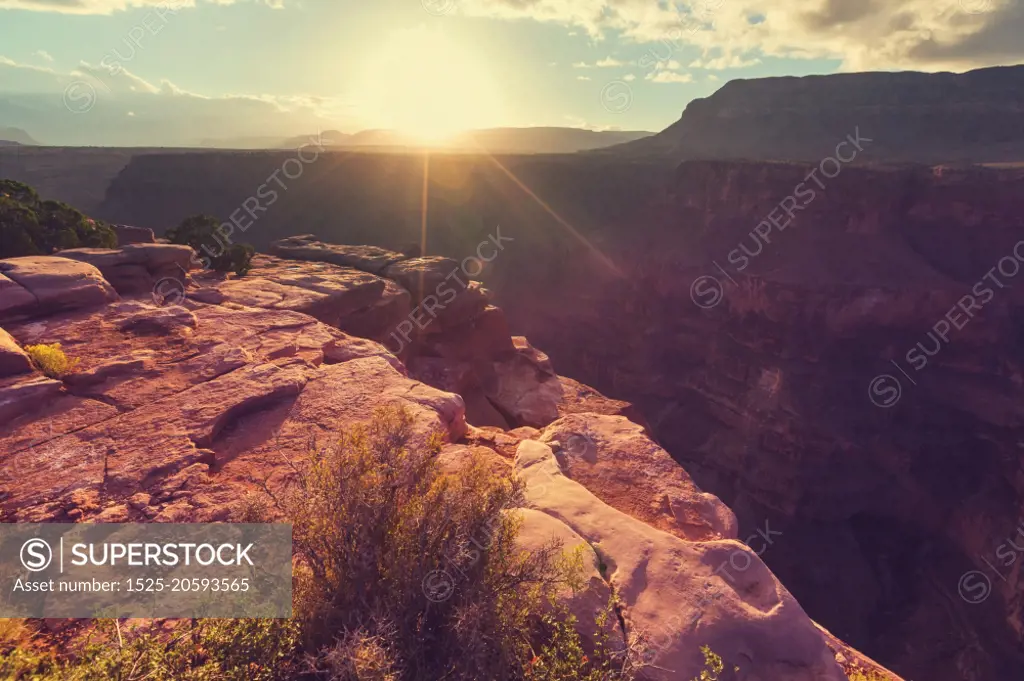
[166,213,255,276]
[0,180,116,258]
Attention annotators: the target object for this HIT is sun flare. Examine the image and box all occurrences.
[352,26,504,144]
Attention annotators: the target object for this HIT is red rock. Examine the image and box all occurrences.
[539,413,737,541]
[0,327,32,378]
[113,224,156,245]
[270,236,405,274]
[0,273,37,319]
[190,255,386,327]
[0,256,118,321]
[0,374,63,423]
[514,439,846,681]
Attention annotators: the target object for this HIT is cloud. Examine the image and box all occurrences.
[574,57,625,68]
[0,0,284,14]
[646,70,694,83]
[576,75,591,80]
[34,50,54,63]
[623,73,636,81]
[458,0,1024,71]
[689,52,762,69]
[0,56,347,146]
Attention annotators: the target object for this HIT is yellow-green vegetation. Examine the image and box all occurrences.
[847,671,890,680]
[689,646,738,681]
[0,619,297,681]
[24,343,80,378]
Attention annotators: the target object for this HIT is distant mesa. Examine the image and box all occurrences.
[0,128,38,146]
[200,127,652,154]
[606,64,1024,164]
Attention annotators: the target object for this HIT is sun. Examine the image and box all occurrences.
[352,26,504,144]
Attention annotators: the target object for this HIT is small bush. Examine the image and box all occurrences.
[261,405,633,681]
[24,343,80,378]
[166,214,255,275]
[0,618,298,681]
[0,180,115,258]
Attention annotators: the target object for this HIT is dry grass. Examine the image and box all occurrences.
[24,342,80,378]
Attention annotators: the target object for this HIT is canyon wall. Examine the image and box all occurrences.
[606,64,1024,163]
[26,151,1024,680]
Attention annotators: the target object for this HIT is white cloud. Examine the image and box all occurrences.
[458,0,1024,72]
[689,53,762,69]
[646,70,694,83]
[623,73,636,81]
[574,57,625,68]
[34,50,54,63]
[0,56,347,146]
[576,75,591,80]
[0,0,284,14]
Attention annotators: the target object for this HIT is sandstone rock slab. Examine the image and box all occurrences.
[190,255,386,327]
[0,256,117,319]
[514,439,846,681]
[270,236,406,274]
[0,327,32,378]
[540,413,738,541]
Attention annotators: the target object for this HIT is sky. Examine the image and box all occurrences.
[0,0,1021,146]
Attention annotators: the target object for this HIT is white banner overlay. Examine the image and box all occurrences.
[1,523,292,618]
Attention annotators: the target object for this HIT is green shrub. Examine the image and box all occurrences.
[0,180,115,258]
[689,646,739,681]
[24,342,80,378]
[165,214,255,275]
[261,405,637,681]
[0,618,298,681]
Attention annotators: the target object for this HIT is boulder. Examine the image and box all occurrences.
[0,327,32,378]
[57,244,196,294]
[539,413,738,541]
[486,336,562,428]
[270,236,406,274]
[337,278,411,343]
[514,507,620,648]
[0,374,63,423]
[514,439,847,681]
[0,273,37,320]
[113,224,156,245]
[0,256,118,320]
[189,255,386,327]
[383,257,490,330]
